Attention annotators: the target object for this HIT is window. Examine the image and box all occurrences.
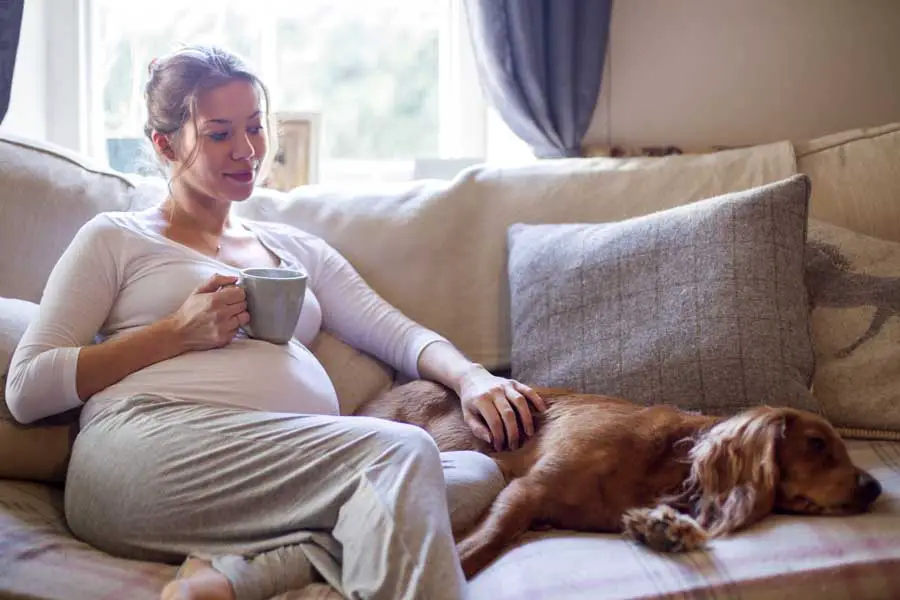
[91,0,532,184]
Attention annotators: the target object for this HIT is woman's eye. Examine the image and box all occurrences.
[208,132,229,141]
[248,125,264,135]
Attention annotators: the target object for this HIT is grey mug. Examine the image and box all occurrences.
[237,267,308,344]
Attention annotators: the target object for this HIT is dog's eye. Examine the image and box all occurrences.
[807,435,827,454]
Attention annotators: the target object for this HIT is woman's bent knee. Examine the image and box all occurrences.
[352,417,441,462]
[441,451,506,535]
[65,435,177,563]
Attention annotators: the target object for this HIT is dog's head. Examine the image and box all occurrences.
[773,409,881,516]
[685,406,880,537]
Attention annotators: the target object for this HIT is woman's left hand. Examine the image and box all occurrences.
[458,366,547,452]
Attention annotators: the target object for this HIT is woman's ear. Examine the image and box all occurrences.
[686,407,787,537]
[151,131,176,161]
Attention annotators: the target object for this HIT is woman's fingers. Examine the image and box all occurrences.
[505,386,535,437]
[462,410,493,447]
[513,380,547,412]
[493,392,521,451]
[463,380,545,452]
[470,397,506,452]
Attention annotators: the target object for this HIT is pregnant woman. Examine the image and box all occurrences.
[5,44,544,600]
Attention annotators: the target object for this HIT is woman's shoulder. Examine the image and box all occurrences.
[77,209,136,233]
[242,217,323,246]
[71,209,157,249]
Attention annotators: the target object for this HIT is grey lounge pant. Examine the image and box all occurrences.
[64,395,505,600]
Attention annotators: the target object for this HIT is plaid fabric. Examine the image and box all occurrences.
[1,441,898,600]
[0,480,174,600]
[470,440,900,599]
[0,481,341,600]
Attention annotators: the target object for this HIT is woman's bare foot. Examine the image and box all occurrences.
[161,558,236,600]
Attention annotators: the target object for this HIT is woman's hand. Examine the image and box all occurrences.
[167,274,250,351]
[458,366,547,452]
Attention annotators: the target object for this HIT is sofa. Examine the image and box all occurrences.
[1,122,899,600]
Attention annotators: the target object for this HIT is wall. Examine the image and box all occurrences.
[6,1,900,155]
[1,0,46,140]
[586,0,900,150]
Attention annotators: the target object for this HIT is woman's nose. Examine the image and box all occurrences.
[232,133,256,160]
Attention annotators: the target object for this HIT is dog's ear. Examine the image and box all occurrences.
[686,407,788,537]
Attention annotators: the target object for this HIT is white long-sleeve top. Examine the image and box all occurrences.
[6,208,447,426]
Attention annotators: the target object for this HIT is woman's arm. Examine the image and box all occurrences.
[301,234,545,450]
[71,318,184,402]
[7,216,125,422]
[6,216,244,424]
[73,273,246,402]
[305,237,446,379]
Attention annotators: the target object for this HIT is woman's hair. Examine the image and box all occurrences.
[143,44,276,179]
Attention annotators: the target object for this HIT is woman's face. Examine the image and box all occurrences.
[167,79,268,204]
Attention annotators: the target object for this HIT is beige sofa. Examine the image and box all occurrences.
[1,124,899,599]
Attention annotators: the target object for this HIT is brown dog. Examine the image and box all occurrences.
[356,380,882,578]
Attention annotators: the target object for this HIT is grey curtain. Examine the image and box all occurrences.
[0,0,23,125]
[464,0,612,158]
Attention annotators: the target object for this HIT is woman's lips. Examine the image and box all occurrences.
[225,171,253,183]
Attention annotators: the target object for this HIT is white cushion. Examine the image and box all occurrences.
[797,122,900,243]
[0,297,75,483]
[234,141,799,369]
[0,134,144,303]
[0,297,39,377]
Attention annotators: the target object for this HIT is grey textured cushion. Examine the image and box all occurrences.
[806,219,900,439]
[508,174,818,416]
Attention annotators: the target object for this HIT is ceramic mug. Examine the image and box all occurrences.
[237,267,307,344]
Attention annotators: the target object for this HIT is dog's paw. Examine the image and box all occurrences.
[622,505,708,553]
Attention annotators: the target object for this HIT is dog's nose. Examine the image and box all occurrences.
[858,471,882,505]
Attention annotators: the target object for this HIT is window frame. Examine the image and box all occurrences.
[51,0,505,180]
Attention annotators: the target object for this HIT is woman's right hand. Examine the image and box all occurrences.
[167,274,250,351]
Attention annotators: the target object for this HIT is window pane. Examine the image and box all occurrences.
[273,2,440,161]
[94,0,442,181]
[96,0,268,174]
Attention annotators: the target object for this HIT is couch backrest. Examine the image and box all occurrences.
[796,121,900,243]
[0,133,285,304]
[4,122,900,371]
[0,134,138,303]
[233,141,799,369]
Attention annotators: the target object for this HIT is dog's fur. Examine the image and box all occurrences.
[356,380,882,577]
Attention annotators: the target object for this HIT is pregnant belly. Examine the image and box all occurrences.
[89,338,340,416]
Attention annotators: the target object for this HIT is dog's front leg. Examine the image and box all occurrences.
[456,476,544,578]
[621,504,708,553]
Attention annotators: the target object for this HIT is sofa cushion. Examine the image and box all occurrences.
[0,477,342,600]
[0,134,148,303]
[234,141,799,370]
[308,331,395,416]
[1,296,38,377]
[796,121,900,244]
[806,219,900,439]
[2,442,898,600]
[0,383,77,484]
[466,440,900,600]
[507,175,817,416]
[1,297,78,483]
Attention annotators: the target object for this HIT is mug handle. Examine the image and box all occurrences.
[231,279,255,338]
